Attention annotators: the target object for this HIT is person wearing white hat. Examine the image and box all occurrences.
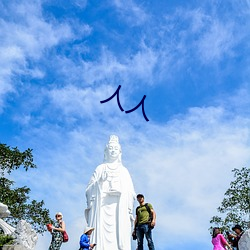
[79,227,96,250]
[48,212,66,250]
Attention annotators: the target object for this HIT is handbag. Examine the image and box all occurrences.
[62,231,69,242]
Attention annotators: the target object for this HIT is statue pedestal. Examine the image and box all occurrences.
[2,245,26,250]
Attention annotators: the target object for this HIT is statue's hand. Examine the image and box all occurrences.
[129,213,135,222]
[86,195,95,208]
[88,201,93,208]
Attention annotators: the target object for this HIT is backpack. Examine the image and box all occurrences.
[136,203,154,229]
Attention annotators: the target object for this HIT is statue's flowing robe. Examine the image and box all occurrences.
[85,163,136,250]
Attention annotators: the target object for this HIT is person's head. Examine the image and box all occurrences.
[104,135,122,163]
[55,212,63,221]
[84,227,94,235]
[212,227,221,238]
[232,225,243,235]
[136,194,144,204]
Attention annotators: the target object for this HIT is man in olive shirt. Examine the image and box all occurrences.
[133,194,156,250]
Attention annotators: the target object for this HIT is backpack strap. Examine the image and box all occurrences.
[136,206,139,216]
[144,203,151,215]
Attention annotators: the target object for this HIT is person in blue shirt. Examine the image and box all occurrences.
[79,227,96,250]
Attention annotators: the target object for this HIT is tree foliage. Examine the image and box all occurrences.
[0,144,36,175]
[210,167,250,232]
[0,143,52,233]
[0,234,14,246]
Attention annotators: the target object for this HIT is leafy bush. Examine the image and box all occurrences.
[0,234,14,246]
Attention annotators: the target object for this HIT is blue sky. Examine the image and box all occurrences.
[1,0,250,249]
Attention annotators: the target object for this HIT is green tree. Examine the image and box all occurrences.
[0,143,52,233]
[210,167,250,232]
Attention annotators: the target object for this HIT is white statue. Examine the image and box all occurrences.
[85,135,136,250]
[0,203,37,250]
[239,229,250,250]
[0,202,15,235]
[13,220,38,250]
[0,202,11,218]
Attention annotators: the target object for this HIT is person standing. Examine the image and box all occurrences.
[211,227,232,250]
[133,194,156,250]
[231,225,244,250]
[49,212,66,250]
[79,227,96,250]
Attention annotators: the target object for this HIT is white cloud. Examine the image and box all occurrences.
[0,2,73,58]
[81,45,158,87]
[112,0,148,26]
[159,7,240,67]
[189,8,210,33]
[48,84,126,120]
[81,48,127,85]
[196,20,235,62]
[127,42,158,85]
[224,84,250,115]
[0,1,74,110]
[0,45,25,109]
[73,0,87,9]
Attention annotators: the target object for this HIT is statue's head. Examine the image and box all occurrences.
[104,135,122,163]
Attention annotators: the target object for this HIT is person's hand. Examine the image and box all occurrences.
[90,243,96,248]
[151,220,156,227]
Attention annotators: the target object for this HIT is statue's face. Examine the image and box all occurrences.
[107,142,121,160]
